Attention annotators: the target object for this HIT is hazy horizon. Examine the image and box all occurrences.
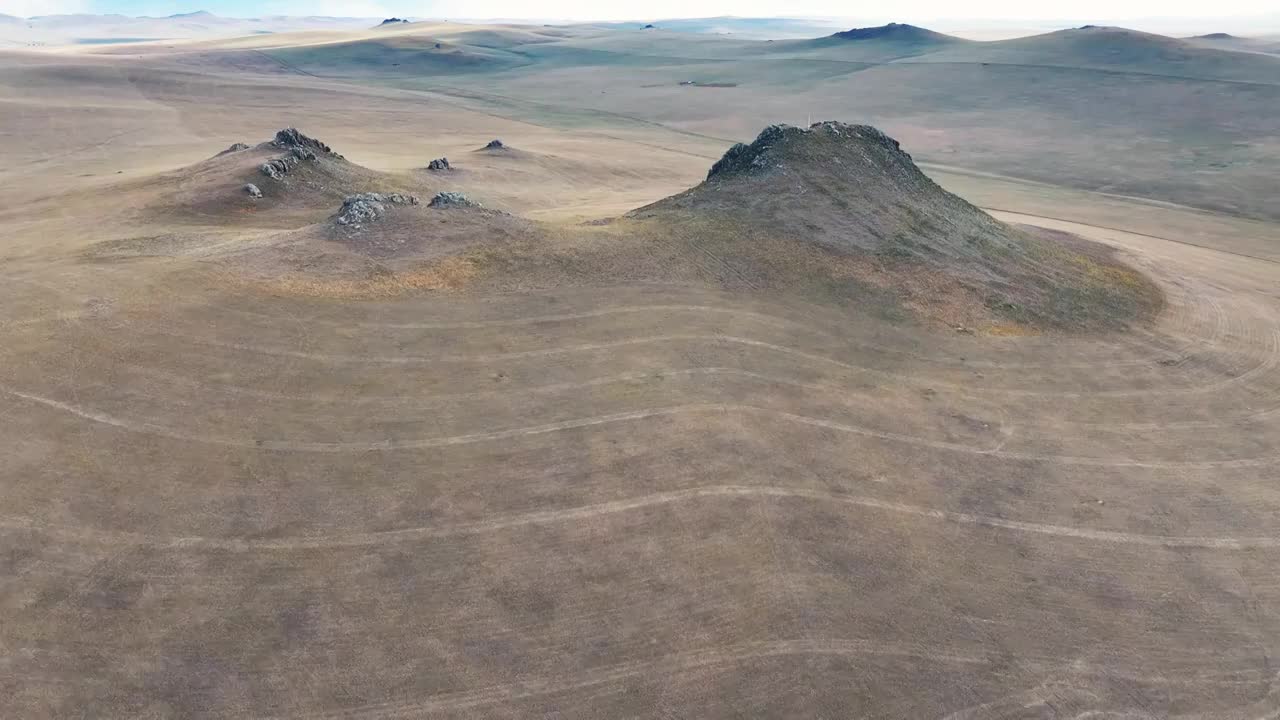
[4,0,1279,24]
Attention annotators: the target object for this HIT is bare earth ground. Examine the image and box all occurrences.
[3,28,1280,718]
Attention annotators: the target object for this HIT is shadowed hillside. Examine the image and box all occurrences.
[631,122,1162,330]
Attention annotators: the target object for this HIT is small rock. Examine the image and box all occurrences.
[427,157,451,171]
[429,192,480,208]
[484,139,505,150]
[244,183,262,198]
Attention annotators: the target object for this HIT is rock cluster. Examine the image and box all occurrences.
[259,150,306,180]
[429,192,480,208]
[706,121,904,181]
[244,183,262,198]
[270,128,336,156]
[483,139,505,150]
[335,192,419,228]
[258,128,343,180]
[427,157,451,171]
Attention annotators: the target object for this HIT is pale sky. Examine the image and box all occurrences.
[4,0,1277,22]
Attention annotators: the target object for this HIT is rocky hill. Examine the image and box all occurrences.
[634,122,1162,331]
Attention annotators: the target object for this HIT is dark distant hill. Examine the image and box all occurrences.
[774,22,970,61]
[1184,32,1280,56]
[830,23,958,44]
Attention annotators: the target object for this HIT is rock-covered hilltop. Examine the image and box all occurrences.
[258,128,344,180]
[643,121,1011,260]
[268,128,340,157]
[635,121,1162,330]
[706,122,910,180]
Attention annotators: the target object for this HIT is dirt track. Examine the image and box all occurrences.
[3,200,1280,717]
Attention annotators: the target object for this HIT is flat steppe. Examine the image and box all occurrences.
[2,22,1280,718]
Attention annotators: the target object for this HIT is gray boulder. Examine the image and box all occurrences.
[259,156,295,180]
[427,157,451,171]
[244,183,262,198]
[335,192,419,227]
[483,139,505,150]
[429,192,480,208]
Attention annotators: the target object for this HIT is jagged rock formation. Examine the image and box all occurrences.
[257,129,341,180]
[259,152,311,180]
[429,192,480,208]
[335,192,419,228]
[244,183,262,198]
[269,128,338,157]
[427,158,451,171]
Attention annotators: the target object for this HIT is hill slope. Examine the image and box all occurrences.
[633,122,1161,330]
[905,26,1280,83]
[139,128,416,229]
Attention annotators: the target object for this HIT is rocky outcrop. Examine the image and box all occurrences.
[269,128,339,158]
[259,153,316,180]
[483,139,506,150]
[429,192,480,208]
[244,183,262,198]
[380,17,409,25]
[706,122,904,181]
[258,129,337,180]
[335,192,419,228]
[218,142,251,156]
[427,158,451,171]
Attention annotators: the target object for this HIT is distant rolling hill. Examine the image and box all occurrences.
[594,16,849,40]
[768,22,971,62]
[264,34,530,76]
[294,21,1269,221]
[900,25,1280,84]
[1183,32,1280,57]
[37,17,1279,222]
[0,11,378,46]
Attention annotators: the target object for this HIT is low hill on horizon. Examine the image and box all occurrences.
[0,10,380,46]
[901,25,1280,84]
